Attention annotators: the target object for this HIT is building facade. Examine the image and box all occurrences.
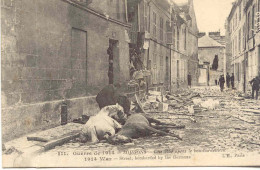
[226,0,260,92]
[127,0,172,90]
[127,0,199,92]
[198,34,226,86]
[226,0,247,92]
[1,0,131,141]
[170,0,199,91]
[1,0,199,141]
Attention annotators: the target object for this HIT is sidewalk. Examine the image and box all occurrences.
[3,123,84,167]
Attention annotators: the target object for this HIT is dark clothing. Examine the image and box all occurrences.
[108,64,113,84]
[117,95,131,115]
[250,77,260,90]
[226,74,231,88]
[230,75,234,89]
[96,84,118,109]
[188,74,192,88]
[215,80,218,85]
[250,77,260,100]
[219,77,225,92]
[96,85,131,115]
[252,89,259,100]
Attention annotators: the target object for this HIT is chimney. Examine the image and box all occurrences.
[198,32,206,38]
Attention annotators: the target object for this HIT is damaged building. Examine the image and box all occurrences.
[127,0,199,92]
[1,0,199,142]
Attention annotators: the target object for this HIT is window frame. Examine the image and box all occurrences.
[153,11,157,38]
[160,17,164,42]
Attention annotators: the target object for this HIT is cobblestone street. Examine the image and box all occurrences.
[39,87,260,156]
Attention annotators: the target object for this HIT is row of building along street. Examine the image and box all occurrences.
[1,0,199,142]
[1,0,260,167]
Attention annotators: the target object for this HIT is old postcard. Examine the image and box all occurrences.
[1,0,260,167]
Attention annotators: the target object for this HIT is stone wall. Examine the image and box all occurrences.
[1,0,130,142]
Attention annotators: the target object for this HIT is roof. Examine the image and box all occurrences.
[198,35,225,48]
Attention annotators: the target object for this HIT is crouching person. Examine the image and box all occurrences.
[96,84,131,117]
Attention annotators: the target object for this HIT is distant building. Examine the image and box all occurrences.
[170,0,199,90]
[198,34,225,86]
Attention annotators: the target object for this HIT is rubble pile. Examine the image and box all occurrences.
[140,88,223,116]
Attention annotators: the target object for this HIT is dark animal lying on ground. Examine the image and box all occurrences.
[107,113,183,144]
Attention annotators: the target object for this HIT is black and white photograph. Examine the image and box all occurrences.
[1,0,260,167]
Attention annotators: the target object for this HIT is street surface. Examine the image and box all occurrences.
[39,86,260,157]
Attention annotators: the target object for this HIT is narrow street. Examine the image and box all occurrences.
[2,0,260,168]
[39,86,260,156]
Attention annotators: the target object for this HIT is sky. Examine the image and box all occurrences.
[193,0,235,35]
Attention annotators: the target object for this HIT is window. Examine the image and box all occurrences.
[166,20,173,44]
[152,43,157,83]
[243,23,246,49]
[153,12,157,37]
[160,55,163,83]
[235,35,237,55]
[173,26,176,49]
[116,0,120,20]
[258,0,260,23]
[248,11,251,38]
[252,5,255,35]
[231,41,234,57]
[184,27,187,50]
[177,60,180,79]
[144,1,148,32]
[233,18,235,30]
[235,13,237,28]
[233,39,235,57]
[259,0,260,11]
[160,17,163,41]
[177,27,179,50]
[153,43,157,61]
[239,29,241,52]
[235,63,240,81]
[239,4,242,21]
[230,21,232,33]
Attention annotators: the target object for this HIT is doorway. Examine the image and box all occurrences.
[177,60,179,88]
[107,39,119,84]
[165,56,169,89]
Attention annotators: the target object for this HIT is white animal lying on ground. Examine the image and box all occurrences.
[193,98,220,110]
[192,98,203,105]
[200,99,220,110]
[80,104,126,143]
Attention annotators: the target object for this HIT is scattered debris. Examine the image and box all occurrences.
[3,146,23,155]
[158,103,169,112]
[27,137,49,143]
[240,109,260,114]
